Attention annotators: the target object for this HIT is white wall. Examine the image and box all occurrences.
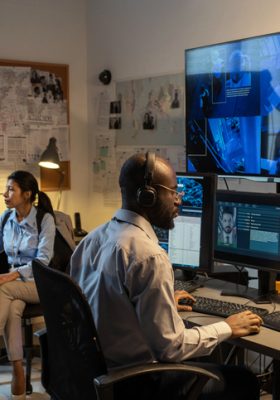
[87,0,280,227]
[0,0,279,231]
[0,0,90,230]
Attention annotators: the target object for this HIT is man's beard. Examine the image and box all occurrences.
[151,206,175,230]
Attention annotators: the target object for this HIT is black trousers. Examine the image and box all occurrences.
[114,363,260,400]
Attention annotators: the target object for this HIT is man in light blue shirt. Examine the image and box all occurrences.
[71,152,261,400]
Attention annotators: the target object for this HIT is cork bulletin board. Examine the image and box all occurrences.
[0,59,70,190]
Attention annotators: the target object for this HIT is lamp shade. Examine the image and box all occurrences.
[39,137,60,169]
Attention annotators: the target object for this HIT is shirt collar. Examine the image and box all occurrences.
[10,205,37,229]
[113,209,159,243]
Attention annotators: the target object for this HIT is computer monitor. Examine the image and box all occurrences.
[154,173,217,278]
[214,190,280,302]
[185,31,280,178]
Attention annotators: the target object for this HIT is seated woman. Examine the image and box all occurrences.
[0,170,56,400]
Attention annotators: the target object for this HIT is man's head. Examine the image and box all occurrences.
[221,206,235,234]
[119,152,181,229]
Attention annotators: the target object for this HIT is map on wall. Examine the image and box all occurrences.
[115,73,185,146]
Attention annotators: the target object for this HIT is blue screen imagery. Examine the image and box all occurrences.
[154,176,204,270]
[177,176,203,209]
[186,32,280,177]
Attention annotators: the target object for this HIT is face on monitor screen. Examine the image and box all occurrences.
[214,190,280,271]
[185,31,280,178]
[154,173,216,273]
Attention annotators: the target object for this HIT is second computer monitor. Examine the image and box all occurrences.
[154,173,217,275]
[214,190,280,272]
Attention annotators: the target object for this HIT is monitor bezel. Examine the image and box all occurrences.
[214,189,280,272]
[169,172,217,274]
[185,31,280,179]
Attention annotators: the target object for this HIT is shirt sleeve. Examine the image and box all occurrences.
[18,213,56,281]
[126,253,232,362]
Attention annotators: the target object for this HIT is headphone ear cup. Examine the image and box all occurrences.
[137,186,157,207]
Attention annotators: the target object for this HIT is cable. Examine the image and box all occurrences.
[56,169,65,210]
[223,177,229,190]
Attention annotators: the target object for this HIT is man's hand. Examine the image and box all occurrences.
[0,271,20,285]
[225,310,263,337]
[174,290,196,312]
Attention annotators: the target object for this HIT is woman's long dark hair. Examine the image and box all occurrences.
[8,170,55,218]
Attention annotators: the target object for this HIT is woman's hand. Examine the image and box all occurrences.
[174,290,196,311]
[0,271,20,285]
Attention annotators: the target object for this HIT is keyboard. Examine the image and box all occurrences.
[186,296,280,332]
[175,282,280,332]
[174,279,203,293]
[190,296,269,319]
[262,311,280,332]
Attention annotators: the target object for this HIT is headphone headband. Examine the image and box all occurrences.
[136,152,157,207]
[144,152,155,186]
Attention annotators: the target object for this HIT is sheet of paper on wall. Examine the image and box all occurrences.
[0,134,27,166]
[95,131,116,159]
[92,160,107,192]
[27,95,67,125]
[92,154,118,194]
[28,68,67,125]
[166,146,186,172]
[115,73,184,147]
[0,65,70,167]
[115,145,186,173]
[7,136,27,164]
[103,169,121,207]
[0,67,30,141]
[0,175,7,195]
[27,125,70,163]
[0,135,5,161]
[97,91,111,129]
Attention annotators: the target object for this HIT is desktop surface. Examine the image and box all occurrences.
[179,277,280,355]
[178,277,280,400]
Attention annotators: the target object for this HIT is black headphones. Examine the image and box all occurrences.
[136,152,157,207]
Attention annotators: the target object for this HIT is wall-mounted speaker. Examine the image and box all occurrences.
[99,69,112,85]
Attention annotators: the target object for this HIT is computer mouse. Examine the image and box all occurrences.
[178,297,195,306]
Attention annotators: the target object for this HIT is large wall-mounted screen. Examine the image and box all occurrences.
[185,32,280,178]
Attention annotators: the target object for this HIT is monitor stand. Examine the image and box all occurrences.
[181,269,197,281]
[174,269,205,288]
[220,270,277,304]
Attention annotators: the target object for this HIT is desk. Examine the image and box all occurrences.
[179,278,280,399]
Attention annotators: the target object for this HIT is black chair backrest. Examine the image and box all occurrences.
[32,259,107,400]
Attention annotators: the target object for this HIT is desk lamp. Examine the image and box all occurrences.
[39,137,64,209]
[39,137,60,169]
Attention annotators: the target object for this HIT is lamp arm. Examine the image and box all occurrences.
[56,170,65,210]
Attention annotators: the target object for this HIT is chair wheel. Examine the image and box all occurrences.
[26,383,33,395]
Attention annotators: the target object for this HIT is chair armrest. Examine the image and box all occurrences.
[34,327,47,338]
[94,362,221,400]
[94,361,220,386]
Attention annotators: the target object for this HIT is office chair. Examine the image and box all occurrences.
[22,303,44,394]
[24,211,76,394]
[32,260,221,400]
